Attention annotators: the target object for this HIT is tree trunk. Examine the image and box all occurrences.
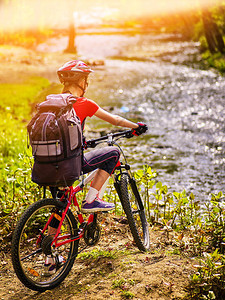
[202,9,225,54]
[64,0,77,54]
[65,20,77,53]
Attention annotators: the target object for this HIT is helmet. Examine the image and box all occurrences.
[57,60,93,83]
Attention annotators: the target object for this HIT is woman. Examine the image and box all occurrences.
[56,60,147,213]
[45,60,147,274]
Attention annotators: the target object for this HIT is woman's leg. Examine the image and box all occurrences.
[81,146,120,212]
[82,146,120,176]
[90,169,110,190]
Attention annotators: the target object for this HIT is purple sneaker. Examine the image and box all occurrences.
[81,197,115,213]
[43,255,65,276]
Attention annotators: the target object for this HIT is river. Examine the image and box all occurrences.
[37,33,225,201]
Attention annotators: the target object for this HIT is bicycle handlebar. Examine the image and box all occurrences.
[85,129,133,148]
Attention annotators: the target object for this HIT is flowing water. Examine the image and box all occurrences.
[37,33,225,201]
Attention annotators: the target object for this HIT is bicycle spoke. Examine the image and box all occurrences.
[21,248,42,261]
[11,199,79,291]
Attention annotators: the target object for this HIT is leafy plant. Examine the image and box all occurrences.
[78,248,118,260]
[190,249,225,299]
[112,278,135,299]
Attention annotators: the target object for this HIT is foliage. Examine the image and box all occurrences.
[112,278,135,299]
[0,77,50,247]
[133,168,225,255]
[78,248,118,260]
[142,2,225,72]
[0,29,54,48]
[0,77,50,162]
[192,3,225,72]
[189,250,225,299]
[201,51,225,73]
[132,167,225,298]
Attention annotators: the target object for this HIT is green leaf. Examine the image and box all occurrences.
[156,182,162,189]
[155,194,162,201]
[149,180,155,188]
[181,190,186,198]
[136,169,143,177]
[173,192,180,199]
[162,185,168,194]
[189,192,195,200]
[217,191,223,199]
[147,166,152,174]
[182,197,189,204]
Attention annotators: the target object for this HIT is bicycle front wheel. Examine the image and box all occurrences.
[11,198,79,292]
[119,174,150,251]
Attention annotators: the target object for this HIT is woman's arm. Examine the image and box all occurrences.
[94,107,138,129]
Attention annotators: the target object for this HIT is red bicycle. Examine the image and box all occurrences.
[11,129,150,292]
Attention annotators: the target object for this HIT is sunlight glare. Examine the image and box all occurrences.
[0,0,220,31]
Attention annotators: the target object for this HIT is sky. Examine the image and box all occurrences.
[0,0,221,31]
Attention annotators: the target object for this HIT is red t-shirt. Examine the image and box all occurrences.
[73,97,99,124]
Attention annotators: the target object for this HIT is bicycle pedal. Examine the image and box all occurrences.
[78,222,87,234]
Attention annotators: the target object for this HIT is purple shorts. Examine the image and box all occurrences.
[82,146,120,175]
[49,146,120,228]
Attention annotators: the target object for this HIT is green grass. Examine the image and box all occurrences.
[0,77,50,164]
[0,77,51,239]
[0,77,50,119]
[121,291,135,299]
[78,248,120,260]
[201,51,225,73]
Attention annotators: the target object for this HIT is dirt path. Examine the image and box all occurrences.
[0,215,193,300]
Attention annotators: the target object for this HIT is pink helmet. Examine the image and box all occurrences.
[57,60,93,83]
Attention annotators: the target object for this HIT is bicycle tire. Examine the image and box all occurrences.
[11,198,79,292]
[119,173,150,251]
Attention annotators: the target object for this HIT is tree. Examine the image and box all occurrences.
[65,14,77,53]
[202,8,225,54]
[64,0,77,53]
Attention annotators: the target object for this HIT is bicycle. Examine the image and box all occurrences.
[11,129,150,292]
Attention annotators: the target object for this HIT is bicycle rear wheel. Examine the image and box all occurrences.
[119,173,150,251]
[11,198,79,292]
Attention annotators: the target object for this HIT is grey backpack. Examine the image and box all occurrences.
[27,93,82,187]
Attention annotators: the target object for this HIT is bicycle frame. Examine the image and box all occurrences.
[37,129,135,250]
[36,169,99,249]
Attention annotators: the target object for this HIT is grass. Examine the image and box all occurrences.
[78,248,132,261]
[78,248,118,260]
[112,278,135,299]
[0,77,50,164]
[0,77,51,244]
[121,291,135,299]
[201,50,225,73]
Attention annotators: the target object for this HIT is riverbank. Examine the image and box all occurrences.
[2,35,225,202]
[0,34,225,299]
[0,44,196,300]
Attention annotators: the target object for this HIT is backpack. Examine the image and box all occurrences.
[27,93,82,187]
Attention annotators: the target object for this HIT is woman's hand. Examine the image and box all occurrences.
[132,122,148,136]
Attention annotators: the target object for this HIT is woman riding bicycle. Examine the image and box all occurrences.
[55,60,147,213]
[11,61,149,282]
